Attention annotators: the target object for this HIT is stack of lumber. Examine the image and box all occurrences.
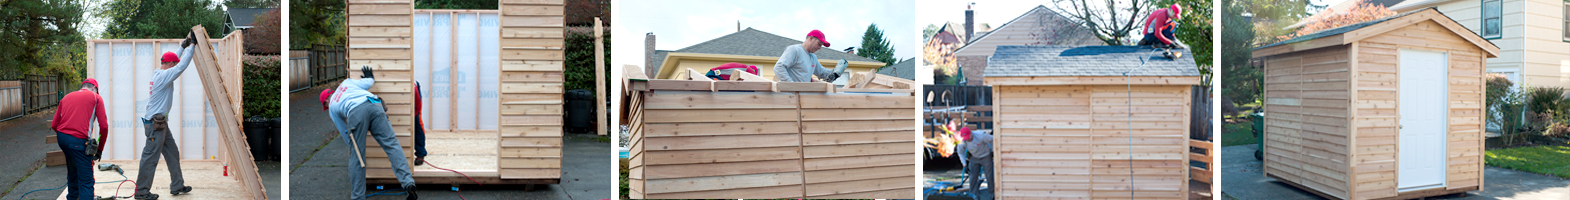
[624,68,916,199]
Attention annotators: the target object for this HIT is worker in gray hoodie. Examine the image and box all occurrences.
[960,123,995,200]
[134,32,200,200]
[772,29,841,82]
[321,66,418,200]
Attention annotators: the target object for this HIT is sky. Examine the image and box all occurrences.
[610,0,918,71]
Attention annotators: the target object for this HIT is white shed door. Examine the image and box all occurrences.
[1398,49,1448,190]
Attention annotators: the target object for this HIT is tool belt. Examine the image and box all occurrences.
[151,113,169,131]
[84,137,100,158]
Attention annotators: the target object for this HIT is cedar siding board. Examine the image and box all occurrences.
[983,46,1202,200]
[1252,8,1496,200]
[623,72,918,199]
[349,0,564,183]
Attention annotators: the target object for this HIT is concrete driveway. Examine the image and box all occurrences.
[1220,145,1570,200]
[288,86,612,200]
[0,111,282,200]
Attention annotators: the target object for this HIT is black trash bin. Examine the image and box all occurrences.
[268,118,281,161]
[244,117,270,161]
[564,89,594,132]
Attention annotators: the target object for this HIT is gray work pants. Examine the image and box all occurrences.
[136,115,186,195]
[967,156,995,200]
[343,102,415,200]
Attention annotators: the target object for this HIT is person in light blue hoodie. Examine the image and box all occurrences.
[135,32,199,200]
[320,66,418,200]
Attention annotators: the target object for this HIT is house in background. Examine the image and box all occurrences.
[879,58,915,80]
[225,8,275,33]
[1379,0,1570,88]
[644,28,886,81]
[952,5,1104,85]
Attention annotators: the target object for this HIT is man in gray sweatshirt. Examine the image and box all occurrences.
[772,30,840,82]
[134,32,199,200]
[963,129,995,200]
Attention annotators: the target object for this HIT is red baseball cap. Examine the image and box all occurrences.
[161,52,179,63]
[82,78,98,88]
[319,89,335,110]
[807,30,830,47]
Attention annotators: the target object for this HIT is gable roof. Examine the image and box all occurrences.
[648,28,879,74]
[938,22,967,42]
[877,58,916,80]
[985,45,1200,77]
[954,5,1103,56]
[1255,8,1499,58]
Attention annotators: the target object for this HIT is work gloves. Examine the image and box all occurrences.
[181,31,197,48]
[361,66,375,79]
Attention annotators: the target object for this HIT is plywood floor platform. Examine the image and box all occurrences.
[366,130,559,185]
[57,160,249,200]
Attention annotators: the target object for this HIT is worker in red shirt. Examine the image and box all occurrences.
[1138,4,1186,49]
[413,82,427,165]
[51,78,109,200]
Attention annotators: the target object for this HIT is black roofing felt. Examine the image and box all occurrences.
[984,45,1201,77]
[1256,7,1490,50]
[649,28,879,75]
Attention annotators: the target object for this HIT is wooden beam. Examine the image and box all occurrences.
[595,17,606,136]
[684,68,707,81]
[188,25,265,199]
[984,76,1203,85]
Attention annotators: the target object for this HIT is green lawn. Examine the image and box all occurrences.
[1485,145,1570,178]
[1221,122,1259,147]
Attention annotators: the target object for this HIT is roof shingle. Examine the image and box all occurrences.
[984,45,1201,77]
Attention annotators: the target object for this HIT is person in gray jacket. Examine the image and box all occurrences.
[134,32,200,200]
[772,29,840,82]
[962,126,995,200]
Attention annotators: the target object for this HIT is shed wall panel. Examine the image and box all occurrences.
[992,85,1191,199]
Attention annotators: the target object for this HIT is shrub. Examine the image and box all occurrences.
[1545,122,1570,138]
[564,26,609,96]
[243,55,281,118]
[1527,86,1566,119]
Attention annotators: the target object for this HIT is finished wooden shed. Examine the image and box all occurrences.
[622,66,918,199]
[347,0,566,184]
[1251,8,1499,200]
[982,45,1203,199]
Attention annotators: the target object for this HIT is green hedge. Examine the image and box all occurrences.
[564,26,609,95]
[243,55,281,118]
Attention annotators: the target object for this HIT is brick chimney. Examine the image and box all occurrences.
[645,32,656,76]
[965,6,974,43]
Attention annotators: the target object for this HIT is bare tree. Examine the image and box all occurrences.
[1046,0,1158,45]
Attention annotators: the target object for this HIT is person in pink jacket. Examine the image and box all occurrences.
[1138,4,1185,48]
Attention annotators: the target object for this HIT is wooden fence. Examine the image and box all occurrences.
[0,81,22,121]
[289,50,311,92]
[308,44,347,87]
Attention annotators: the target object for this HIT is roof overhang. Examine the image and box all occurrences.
[654,52,886,79]
[984,76,1203,86]
[1253,9,1500,58]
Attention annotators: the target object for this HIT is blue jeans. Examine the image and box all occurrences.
[56,132,94,200]
[1139,27,1178,46]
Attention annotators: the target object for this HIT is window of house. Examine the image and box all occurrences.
[1563,1,1569,41]
[1484,0,1502,38]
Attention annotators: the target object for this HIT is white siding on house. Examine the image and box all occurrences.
[1428,0,1570,88]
